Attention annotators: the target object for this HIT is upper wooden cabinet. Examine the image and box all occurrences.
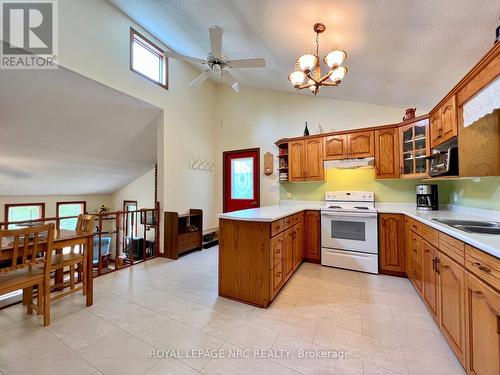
[324,134,348,160]
[399,118,430,178]
[324,131,374,160]
[288,138,324,182]
[379,214,406,276]
[348,131,374,158]
[430,95,458,148]
[375,128,400,179]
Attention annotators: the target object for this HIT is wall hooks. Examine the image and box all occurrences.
[189,157,214,172]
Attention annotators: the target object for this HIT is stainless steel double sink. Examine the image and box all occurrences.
[432,218,500,235]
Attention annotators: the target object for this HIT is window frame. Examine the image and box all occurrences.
[56,201,87,218]
[4,203,46,225]
[56,201,87,231]
[129,27,168,90]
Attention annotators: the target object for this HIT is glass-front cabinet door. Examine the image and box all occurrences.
[399,118,430,178]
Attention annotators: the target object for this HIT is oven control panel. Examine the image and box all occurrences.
[325,191,374,202]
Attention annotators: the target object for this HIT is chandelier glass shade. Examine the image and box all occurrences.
[288,23,348,95]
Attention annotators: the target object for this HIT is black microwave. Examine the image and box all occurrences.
[428,146,459,177]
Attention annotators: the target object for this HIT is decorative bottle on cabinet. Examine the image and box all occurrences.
[303,122,310,136]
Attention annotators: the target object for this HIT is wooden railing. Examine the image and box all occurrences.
[0,202,160,277]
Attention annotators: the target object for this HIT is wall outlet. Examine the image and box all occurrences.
[286,192,292,199]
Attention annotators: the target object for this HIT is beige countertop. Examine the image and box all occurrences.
[217,201,500,259]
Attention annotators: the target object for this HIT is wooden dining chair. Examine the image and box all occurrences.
[49,214,95,301]
[0,224,54,326]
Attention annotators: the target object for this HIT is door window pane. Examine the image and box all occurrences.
[331,221,366,241]
[231,157,254,200]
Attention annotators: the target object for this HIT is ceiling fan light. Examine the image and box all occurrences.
[324,50,347,68]
[288,71,306,86]
[330,66,348,82]
[298,54,317,72]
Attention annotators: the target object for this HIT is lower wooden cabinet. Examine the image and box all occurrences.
[438,251,466,366]
[303,210,321,262]
[292,220,303,269]
[379,214,406,276]
[465,272,500,375]
[407,231,423,295]
[422,240,439,321]
[283,226,294,279]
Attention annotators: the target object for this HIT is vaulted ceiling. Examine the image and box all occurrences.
[109,0,500,110]
[0,67,161,196]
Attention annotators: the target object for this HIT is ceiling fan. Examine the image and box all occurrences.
[164,26,265,92]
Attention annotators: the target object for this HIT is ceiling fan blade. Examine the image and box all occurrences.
[209,26,223,58]
[228,58,266,68]
[223,71,240,93]
[189,70,211,87]
[164,51,205,64]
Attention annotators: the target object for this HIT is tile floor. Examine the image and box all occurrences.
[0,247,465,374]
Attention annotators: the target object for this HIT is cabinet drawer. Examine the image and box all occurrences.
[422,224,439,248]
[407,217,423,236]
[439,232,465,266]
[271,219,284,236]
[284,215,295,229]
[465,245,500,291]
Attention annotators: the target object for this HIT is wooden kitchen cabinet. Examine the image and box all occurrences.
[348,131,374,158]
[465,272,500,375]
[324,134,348,160]
[407,231,423,295]
[375,128,400,179]
[283,226,294,279]
[430,95,458,148]
[422,240,439,321]
[438,251,466,365]
[288,138,324,182]
[379,214,406,276]
[289,140,305,181]
[303,210,321,263]
[399,118,430,178]
[292,221,303,269]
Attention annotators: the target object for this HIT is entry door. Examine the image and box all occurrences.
[223,148,260,213]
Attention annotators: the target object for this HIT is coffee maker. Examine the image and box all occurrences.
[416,184,439,211]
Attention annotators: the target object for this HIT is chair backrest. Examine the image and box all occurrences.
[0,223,54,273]
[75,214,95,234]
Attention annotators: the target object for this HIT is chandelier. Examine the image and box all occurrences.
[288,23,348,95]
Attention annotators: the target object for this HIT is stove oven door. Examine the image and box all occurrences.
[321,211,378,254]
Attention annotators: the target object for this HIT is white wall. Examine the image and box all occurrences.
[214,86,406,209]
[110,168,155,211]
[57,0,218,232]
[0,194,112,222]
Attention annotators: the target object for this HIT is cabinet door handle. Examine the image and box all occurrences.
[479,265,491,273]
[435,258,440,274]
[432,257,436,271]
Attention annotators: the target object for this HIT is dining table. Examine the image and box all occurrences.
[0,228,95,306]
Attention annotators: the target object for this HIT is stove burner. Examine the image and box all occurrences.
[329,205,342,209]
[354,206,369,210]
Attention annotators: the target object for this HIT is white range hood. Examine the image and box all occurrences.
[324,157,375,169]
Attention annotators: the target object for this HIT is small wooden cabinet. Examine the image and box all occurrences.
[375,128,400,179]
[348,131,374,158]
[438,251,466,365]
[324,131,374,159]
[465,272,500,375]
[303,210,321,263]
[431,95,458,148]
[399,118,430,178]
[324,134,348,160]
[379,214,405,276]
[288,138,324,182]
